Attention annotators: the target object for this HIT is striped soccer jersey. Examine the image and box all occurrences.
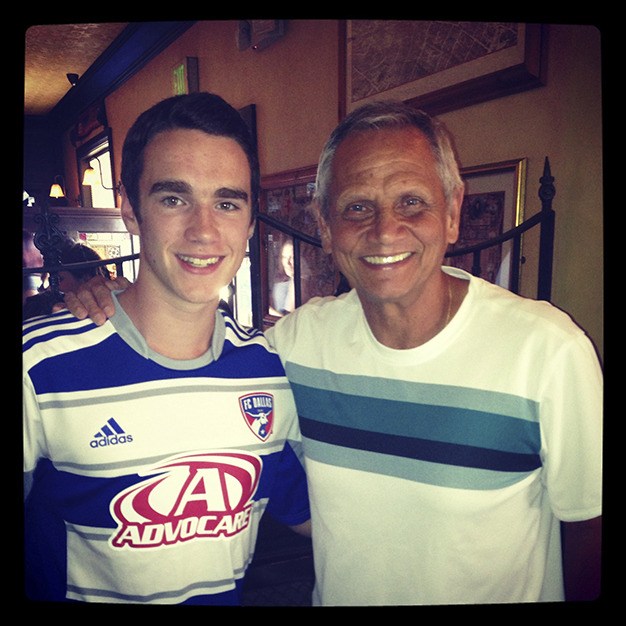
[23,298,309,605]
[267,267,602,606]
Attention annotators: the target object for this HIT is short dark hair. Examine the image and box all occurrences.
[121,93,259,220]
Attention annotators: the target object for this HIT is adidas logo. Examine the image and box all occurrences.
[90,417,134,449]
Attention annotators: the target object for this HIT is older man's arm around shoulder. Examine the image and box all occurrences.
[64,275,130,324]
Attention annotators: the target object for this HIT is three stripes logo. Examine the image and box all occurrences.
[90,417,134,449]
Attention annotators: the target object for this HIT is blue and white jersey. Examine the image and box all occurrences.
[23,297,309,605]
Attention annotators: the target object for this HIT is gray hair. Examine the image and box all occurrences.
[314,100,464,218]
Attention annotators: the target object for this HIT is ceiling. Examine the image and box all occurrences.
[23,21,196,125]
[24,23,129,116]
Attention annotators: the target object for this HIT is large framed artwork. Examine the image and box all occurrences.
[342,21,547,116]
[447,158,527,290]
[259,166,339,328]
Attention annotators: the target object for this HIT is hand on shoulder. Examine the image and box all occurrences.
[64,275,130,325]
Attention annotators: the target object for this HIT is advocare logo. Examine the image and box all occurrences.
[109,451,261,549]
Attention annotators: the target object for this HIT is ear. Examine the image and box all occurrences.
[120,188,140,236]
[446,187,464,246]
[247,219,256,241]
[314,201,333,254]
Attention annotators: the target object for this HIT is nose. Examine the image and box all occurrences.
[370,208,404,244]
[185,205,220,243]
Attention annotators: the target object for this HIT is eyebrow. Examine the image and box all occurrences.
[149,180,249,203]
[149,180,191,195]
[215,187,249,202]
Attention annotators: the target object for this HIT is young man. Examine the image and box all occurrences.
[67,101,602,606]
[23,93,310,605]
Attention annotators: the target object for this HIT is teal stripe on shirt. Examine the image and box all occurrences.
[286,363,542,489]
[285,363,540,454]
[286,363,538,420]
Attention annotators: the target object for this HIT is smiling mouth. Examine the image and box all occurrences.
[178,254,220,268]
[363,252,413,265]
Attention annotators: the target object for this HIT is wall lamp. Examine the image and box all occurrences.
[49,175,65,199]
[81,157,121,195]
[48,174,65,199]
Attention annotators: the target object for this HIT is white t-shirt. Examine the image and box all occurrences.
[267,267,602,606]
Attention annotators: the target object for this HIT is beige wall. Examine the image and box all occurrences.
[63,20,603,358]
[439,24,603,358]
[105,20,339,179]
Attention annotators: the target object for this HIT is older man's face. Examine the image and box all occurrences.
[319,127,461,312]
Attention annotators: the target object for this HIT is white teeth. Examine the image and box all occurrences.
[178,254,219,267]
[363,252,412,265]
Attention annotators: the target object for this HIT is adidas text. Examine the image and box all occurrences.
[90,434,134,448]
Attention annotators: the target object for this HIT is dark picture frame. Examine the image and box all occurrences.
[447,158,527,290]
[341,21,548,116]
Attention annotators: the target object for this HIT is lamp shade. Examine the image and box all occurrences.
[82,167,99,186]
[49,183,65,198]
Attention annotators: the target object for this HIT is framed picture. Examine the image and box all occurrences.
[447,158,527,290]
[171,57,199,95]
[259,166,339,328]
[341,21,547,116]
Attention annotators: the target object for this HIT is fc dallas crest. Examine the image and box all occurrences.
[239,393,274,441]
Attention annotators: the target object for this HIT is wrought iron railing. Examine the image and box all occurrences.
[446,157,555,301]
[249,157,555,325]
[24,159,555,328]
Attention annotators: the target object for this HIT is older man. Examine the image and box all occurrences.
[267,101,602,605]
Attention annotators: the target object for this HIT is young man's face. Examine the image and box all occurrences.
[122,128,254,309]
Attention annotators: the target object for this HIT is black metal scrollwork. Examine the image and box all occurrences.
[32,202,66,295]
